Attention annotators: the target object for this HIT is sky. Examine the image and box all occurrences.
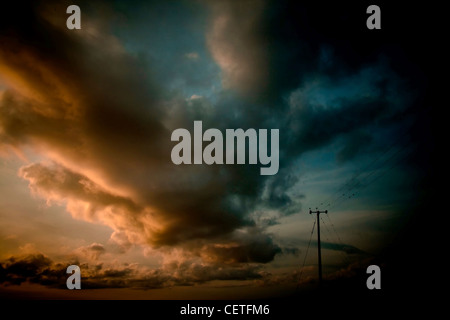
[0,0,436,301]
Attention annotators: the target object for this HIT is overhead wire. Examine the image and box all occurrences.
[296,218,316,290]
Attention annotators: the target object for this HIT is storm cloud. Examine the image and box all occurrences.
[0,0,424,276]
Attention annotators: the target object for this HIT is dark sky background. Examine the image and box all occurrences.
[0,0,440,307]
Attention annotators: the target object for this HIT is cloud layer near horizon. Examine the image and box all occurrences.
[0,251,374,290]
[0,253,264,289]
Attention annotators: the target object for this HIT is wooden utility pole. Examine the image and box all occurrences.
[309,208,327,287]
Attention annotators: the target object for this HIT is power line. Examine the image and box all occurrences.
[313,100,432,212]
[325,213,344,246]
[318,129,411,209]
[296,107,429,287]
[323,213,352,266]
[319,215,336,245]
[296,218,316,290]
[327,143,413,211]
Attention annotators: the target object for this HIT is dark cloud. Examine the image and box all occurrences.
[200,0,423,220]
[76,243,106,260]
[336,130,372,163]
[319,241,366,255]
[261,172,301,214]
[0,254,67,288]
[281,247,300,256]
[201,229,282,264]
[282,61,410,160]
[0,254,263,289]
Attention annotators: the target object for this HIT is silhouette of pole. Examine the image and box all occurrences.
[309,208,327,287]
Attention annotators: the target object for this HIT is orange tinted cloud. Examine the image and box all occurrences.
[19,162,163,249]
[206,0,269,98]
[0,1,278,265]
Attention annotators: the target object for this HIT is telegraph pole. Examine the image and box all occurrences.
[309,208,327,287]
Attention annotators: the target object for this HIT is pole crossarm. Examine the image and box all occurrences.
[309,209,328,214]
